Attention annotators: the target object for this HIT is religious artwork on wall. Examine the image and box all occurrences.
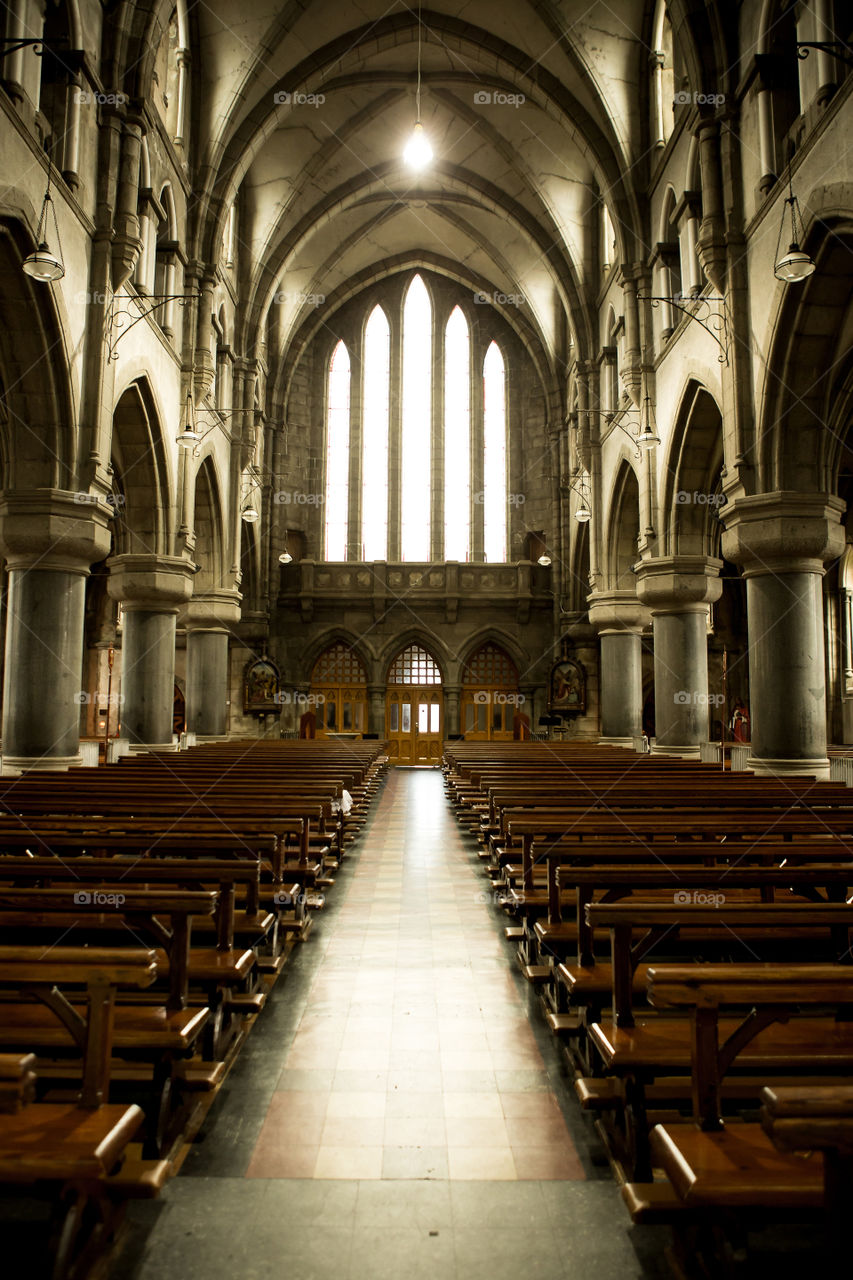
[549,658,586,714]
[243,656,282,713]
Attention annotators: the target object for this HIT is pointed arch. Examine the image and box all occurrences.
[460,638,522,739]
[660,381,724,556]
[324,339,351,560]
[483,341,507,563]
[607,461,641,590]
[401,274,432,561]
[444,304,470,561]
[110,378,171,556]
[192,456,225,592]
[309,638,369,735]
[362,304,390,560]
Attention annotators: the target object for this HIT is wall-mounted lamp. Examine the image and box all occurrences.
[22,166,64,281]
[537,553,552,567]
[614,389,660,455]
[774,172,815,283]
[566,473,591,523]
[176,392,205,450]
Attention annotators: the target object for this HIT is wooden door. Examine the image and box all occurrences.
[386,686,442,763]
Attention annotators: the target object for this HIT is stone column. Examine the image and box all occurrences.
[183,590,241,737]
[443,683,461,737]
[0,493,113,771]
[107,555,194,751]
[588,592,650,746]
[721,493,846,778]
[562,613,601,740]
[367,684,386,737]
[636,556,723,758]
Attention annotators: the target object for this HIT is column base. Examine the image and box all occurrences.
[747,754,831,780]
[1,753,82,775]
[651,744,703,760]
[597,736,635,749]
[127,740,181,755]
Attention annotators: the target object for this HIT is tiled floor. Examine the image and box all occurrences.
[112,769,668,1280]
[246,768,584,1182]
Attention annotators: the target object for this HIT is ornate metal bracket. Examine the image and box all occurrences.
[0,37,61,58]
[639,293,729,365]
[107,290,198,361]
[0,37,76,77]
[796,41,853,69]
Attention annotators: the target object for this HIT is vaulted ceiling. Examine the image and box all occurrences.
[183,1,661,388]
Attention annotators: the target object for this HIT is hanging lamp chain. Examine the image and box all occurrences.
[416,0,423,122]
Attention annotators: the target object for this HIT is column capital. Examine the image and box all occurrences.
[720,492,846,575]
[635,555,723,612]
[0,490,113,573]
[106,554,195,609]
[587,589,651,634]
[561,611,596,645]
[182,588,242,632]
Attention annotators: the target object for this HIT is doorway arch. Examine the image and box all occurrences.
[460,641,521,739]
[385,643,443,764]
[310,641,369,737]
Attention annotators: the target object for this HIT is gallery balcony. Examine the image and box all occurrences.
[276,559,555,624]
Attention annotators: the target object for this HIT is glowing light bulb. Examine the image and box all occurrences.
[404,121,433,170]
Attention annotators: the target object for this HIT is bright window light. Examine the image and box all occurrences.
[483,341,507,562]
[362,305,390,560]
[401,274,432,561]
[324,340,350,560]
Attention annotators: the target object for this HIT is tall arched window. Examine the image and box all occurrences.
[401,275,432,561]
[601,203,617,275]
[444,306,470,560]
[362,305,390,560]
[324,341,351,560]
[320,276,519,566]
[483,343,507,563]
[651,2,676,147]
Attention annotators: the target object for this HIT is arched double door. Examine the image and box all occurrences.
[385,644,443,764]
[460,642,522,740]
[309,642,368,737]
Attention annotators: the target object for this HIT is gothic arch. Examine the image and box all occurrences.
[0,217,74,489]
[605,461,641,590]
[110,378,171,556]
[660,381,725,556]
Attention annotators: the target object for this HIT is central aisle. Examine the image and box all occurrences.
[115,769,661,1280]
[248,767,583,1180]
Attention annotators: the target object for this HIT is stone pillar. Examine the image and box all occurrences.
[107,555,194,750]
[443,683,461,737]
[183,590,241,737]
[588,592,650,746]
[562,613,601,739]
[721,493,846,778]
[0,493,113,771]
[636,556,723,758]
[367,684,386,737]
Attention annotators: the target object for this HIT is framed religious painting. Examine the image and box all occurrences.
[549,658,586,714]
[243,656,282,713]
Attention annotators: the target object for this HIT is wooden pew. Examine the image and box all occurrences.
[0,947,160,1108]
[761,1084,853,1259]
[0,1052,170,1280]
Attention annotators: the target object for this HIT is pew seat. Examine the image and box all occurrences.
[650,1122,824,1209]
[0,1102,144,1181]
